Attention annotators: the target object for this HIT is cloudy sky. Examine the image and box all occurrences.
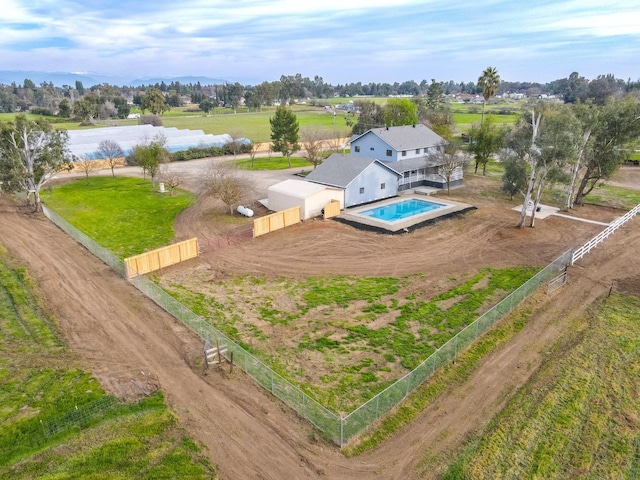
[2,0,639,85]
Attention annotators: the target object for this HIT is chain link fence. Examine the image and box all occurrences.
[41,204,573,447]
[43,396,120,438]
[340,249,573,444]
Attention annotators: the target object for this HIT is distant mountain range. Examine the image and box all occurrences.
[0,70,230,87]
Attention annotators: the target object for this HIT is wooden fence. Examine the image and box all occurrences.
[253,207,301,237]
[124,238,199,278]
[323,200,341,219]
[571,203,640,264]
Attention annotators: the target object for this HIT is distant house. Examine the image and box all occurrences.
[305,154,400,208]
[350,124,463,192]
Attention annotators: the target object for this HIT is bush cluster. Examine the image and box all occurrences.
[171,142,253,161]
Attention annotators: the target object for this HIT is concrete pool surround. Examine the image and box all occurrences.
[339,195,475,233]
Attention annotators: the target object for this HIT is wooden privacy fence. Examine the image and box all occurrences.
[254,207,301,237]
[323,200,341,219]
[124,238,199,278]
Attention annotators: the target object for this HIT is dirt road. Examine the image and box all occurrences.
[1,172,638,479]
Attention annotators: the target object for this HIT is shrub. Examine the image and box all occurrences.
[139,114,163,126]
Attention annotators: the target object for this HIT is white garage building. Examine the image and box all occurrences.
[266,179,344,220]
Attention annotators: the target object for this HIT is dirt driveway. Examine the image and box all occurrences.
[1,166,638,479]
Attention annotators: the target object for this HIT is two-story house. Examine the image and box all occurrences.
[350,124,463,192]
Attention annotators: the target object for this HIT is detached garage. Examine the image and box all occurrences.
[267,179,344,220]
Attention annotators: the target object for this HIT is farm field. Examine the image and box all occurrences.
[441,292,640,479]
[0,245,216,479]
[1,164,638,478]
[3,97,523,141]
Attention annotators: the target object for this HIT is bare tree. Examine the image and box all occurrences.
[97,139,124,177]
[159,164,186,196]
[75,155,99,184]
[427,141,469,195]
[200,161,255,215]
[301,127,327,169]
[248,142,260,168]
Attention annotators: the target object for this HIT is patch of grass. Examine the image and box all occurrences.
[41,177,195,258]
[584,183,640,210]
[0,247,216,478]
[161,268,537,413]
[233,156,314,170]
[343,302,534,456]
[440,294,640,479]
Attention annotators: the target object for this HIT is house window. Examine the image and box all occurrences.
[386,149,392,156]
[416,149,420,154]
[359,187,365,194]
[370,147,375,151]
[403,172,410,178]
[402,151,407,157]
[381,183,386,190]
[354,146,360,152]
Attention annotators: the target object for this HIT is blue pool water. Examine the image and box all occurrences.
[360,198,444,221]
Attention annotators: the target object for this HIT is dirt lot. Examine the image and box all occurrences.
[1,167,639,479]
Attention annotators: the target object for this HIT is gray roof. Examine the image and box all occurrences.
[352,124,444,151]
[305,154,399,188]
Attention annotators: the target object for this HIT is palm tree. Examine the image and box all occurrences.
[478,67,501,126]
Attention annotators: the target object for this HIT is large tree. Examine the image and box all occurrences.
[477,67,501,126]
[141,88,168,116]
[384,98,418,127]
[573,96,640,205]
[0,115,72,212]
[269,105,300,167]
[351,100,385,135]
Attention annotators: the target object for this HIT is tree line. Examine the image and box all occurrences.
[2,72,640,119]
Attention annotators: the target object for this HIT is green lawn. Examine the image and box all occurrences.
[0,246,216,479]
[233,155,314,170]
[441,293,640,479]
[41,177,195,258]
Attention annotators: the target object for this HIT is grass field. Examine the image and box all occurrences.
[0,245,216,479]
[1,98,524,141]
[159,267,537,413]
[440,293,640,479]
[41,177,195,258]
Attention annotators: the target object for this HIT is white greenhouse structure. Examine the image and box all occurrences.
[66,125,241,159]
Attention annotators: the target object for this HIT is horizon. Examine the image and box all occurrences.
[2,1,640,87]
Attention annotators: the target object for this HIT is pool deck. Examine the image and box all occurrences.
[339,196,474,233]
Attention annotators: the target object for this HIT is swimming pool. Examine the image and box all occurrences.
[360,198,444,221]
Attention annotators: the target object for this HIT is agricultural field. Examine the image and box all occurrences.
[2,97,524,142]
[0,245,216,479]
[441,293,640,479]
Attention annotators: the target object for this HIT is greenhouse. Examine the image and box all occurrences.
[66,125,240,159]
